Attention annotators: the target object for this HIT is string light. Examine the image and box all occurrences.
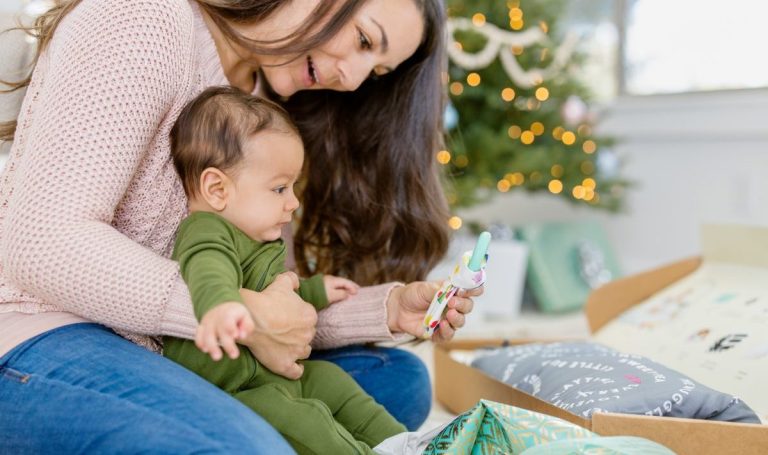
[550,164,564,178]
[472,13,486,27]
[582,178,596,189]
[552,126,565,140]
[450,82,464,96]
[501,88,516,101]
[520,130,535,144]
[436,150,451,164]
[509,7,523,21]
[582,140,597,154]
[510,19,524,30]
[535,87,550,101]
[548,179,563,194]
[572,185,586,199]
[448,216,463,230]
[467,72,481,86]
[561,131,576,145]
[507,125,522,139]
[497,179,511,192]
[530,122,545,135]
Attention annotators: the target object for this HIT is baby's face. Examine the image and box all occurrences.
[222,130,304,242]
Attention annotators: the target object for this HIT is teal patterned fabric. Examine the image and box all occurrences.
[423,400,673,455]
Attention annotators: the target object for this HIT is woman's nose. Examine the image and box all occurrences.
[336,54,374,91]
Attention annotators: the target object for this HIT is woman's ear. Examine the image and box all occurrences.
[198,167,231,211]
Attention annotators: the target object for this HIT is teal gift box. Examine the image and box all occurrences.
[517,221,621,313]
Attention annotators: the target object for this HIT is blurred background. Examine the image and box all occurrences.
[1,0,767,322]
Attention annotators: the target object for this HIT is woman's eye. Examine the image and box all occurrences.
[357,28,372,50]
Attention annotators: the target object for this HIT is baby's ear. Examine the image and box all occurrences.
[199,167,230,211]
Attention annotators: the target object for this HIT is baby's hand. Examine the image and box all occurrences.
[195,302,255,361]
[323,275,360,304]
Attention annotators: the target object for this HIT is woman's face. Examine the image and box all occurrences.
[258,0,425,97]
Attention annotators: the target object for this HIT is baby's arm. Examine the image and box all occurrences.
[175,215,254,360]
[296,274,359,310]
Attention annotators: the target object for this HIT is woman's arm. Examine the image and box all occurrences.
[1,0,198,338]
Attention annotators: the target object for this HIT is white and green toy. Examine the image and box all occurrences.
[422,231,491,338]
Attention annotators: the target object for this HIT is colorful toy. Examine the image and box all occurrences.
[422,231,491,338]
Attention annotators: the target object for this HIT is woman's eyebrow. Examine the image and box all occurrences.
[371,18,389,53]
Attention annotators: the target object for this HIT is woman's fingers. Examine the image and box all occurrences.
[448,295,475,315]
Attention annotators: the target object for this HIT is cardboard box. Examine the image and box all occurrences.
[434,225,768,455]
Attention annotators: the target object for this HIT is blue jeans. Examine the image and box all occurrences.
[0,323,295,454]
[311,344,432,431]
[0,323,431,453]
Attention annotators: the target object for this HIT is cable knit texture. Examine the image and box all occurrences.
[0,0,397,354]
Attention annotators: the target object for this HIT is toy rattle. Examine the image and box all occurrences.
[422,231,491,338]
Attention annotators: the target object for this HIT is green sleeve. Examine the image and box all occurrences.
[298,274,329,311]
[174,215,244,321]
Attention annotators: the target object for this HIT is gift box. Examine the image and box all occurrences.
[434,224,768,455]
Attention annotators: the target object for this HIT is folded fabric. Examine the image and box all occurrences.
[471,341,760,423]
[375,399,674,454]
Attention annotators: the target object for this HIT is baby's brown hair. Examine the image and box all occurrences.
[170,86,300,198]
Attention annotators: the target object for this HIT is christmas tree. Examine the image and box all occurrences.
[442,0,628,214]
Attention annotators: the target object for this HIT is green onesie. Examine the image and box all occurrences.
[163,212,405,455]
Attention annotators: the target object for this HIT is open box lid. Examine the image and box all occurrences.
[585,224,768,333]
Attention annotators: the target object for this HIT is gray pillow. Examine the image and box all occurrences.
[471,341,759,423]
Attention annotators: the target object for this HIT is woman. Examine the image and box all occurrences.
[0,0,477,452]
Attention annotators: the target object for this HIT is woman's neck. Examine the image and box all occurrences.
[200,8,259,93]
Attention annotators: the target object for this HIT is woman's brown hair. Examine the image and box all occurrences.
[1,0,450,286]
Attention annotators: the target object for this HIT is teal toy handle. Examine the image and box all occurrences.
[468,231,491,272]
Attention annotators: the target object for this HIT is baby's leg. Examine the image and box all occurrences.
[300,360,407,447]
[234,376,375,455]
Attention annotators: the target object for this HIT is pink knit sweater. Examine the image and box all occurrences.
[0,0,400,357]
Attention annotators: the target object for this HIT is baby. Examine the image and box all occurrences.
[163,86,405,454]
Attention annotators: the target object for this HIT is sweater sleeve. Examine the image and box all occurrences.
[0,0,198,338]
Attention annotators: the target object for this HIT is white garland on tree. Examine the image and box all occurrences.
[447,17,579,89]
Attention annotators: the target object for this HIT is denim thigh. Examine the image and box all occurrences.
[310,345,432,431]
[0,323,294,454]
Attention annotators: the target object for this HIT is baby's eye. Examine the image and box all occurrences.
[273,186,287,194]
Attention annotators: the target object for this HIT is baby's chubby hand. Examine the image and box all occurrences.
[323,275,360,304]
[195,302,255,361]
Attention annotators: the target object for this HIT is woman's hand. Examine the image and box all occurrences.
[238,272,318,380]
[386,281,482,342]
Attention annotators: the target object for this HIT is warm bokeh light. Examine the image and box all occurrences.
[561,131,576,145]
[539,21,549,33]
[511,19,524,30]
[507,125,522,139]
[531,122,545,136]
[535,87,550,101]
[467,72,481,87]
[509,8,523,21]
[530,171,542,183]
[572,185,586,199]
[448,216,463,230]
[511,45,524,56]
[552,126,565,140]
[520,131,535,144]
[449,82,464,96]
[548,179,563,194]
[582,140,597,154]
[472,13,486,27]
[582,178,596,189]
[577,124,592,136]
[436,150,451,164]
[501,88,516,101]
[497,179,511,192]
[526,99,540,110]
[583,188,596,201]
[506,172,525,186]
[454,155,469,168]
[550,164,564,178]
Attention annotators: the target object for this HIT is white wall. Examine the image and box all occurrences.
[0,1,23,13]
[459,88,768,275]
